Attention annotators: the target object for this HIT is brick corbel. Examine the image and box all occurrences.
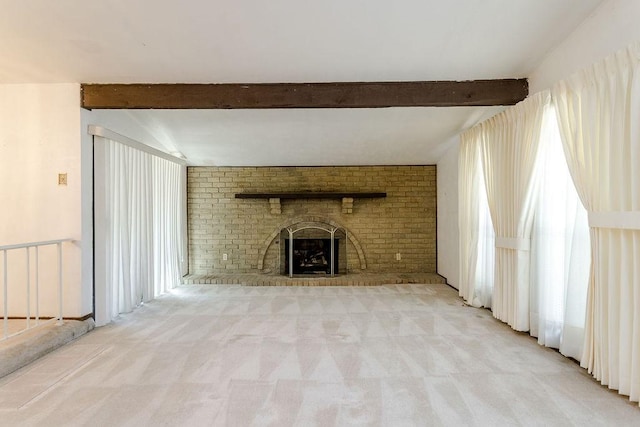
[341,197,353,214]
[269,198,281,215]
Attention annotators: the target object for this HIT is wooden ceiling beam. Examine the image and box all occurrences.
[81,80,528,109]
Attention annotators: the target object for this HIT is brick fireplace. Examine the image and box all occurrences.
[187,166,436,275]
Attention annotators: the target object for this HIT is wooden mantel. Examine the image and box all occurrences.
[235,192,386,214]
[235,192,386,199]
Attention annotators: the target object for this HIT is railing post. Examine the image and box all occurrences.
[35,246,39,324]
[57,242,63,326]
[26,248,31,329]
[3,250,8,339]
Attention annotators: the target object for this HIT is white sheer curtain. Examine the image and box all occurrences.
[480,91,549,331]
[459,126,494,308]
[529,105,590,360]
[98,136,186,323]
[553,42,640,403]
[152,156,185,296]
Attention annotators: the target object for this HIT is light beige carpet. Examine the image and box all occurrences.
[0,284,638,426]
[0,319,94,379]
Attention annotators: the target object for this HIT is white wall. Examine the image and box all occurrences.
[436,0,640,291]
[436,140,459,289]
[529,0,640,93]
[0,83,90,317]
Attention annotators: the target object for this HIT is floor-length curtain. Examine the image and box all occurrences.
[480,91,550,331]
[529,105,590,360]
[459,126,494,308]
[553,43,640,403]
[153,156,184,296]
[100,137,186,322]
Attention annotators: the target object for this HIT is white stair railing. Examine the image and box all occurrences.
[0,239,72,340]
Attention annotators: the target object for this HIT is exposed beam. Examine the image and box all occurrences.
[81,80,528,109]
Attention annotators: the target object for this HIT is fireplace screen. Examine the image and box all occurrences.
[279,223,346,277]
[284,238,339,275]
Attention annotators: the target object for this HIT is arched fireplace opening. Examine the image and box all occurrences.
[257,216,367,276]
[280,225,347,277]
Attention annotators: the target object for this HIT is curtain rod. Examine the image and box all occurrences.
[87,125,187,166]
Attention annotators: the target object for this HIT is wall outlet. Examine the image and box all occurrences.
[395,252,401,261]
[222,253,228,261]
[58,173,67,186]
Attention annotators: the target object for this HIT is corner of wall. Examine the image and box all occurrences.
[436,140,460,289]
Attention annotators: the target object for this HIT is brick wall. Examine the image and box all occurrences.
[188,166,436,274]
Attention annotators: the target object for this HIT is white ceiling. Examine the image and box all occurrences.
[102,107,504,166]
[0,0,603,165]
